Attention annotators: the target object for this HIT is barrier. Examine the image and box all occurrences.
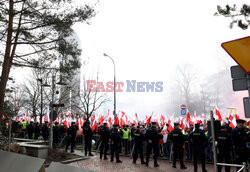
[217,162,248,172]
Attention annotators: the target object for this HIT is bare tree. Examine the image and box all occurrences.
[73,75,110,121]
[175,63,197,108]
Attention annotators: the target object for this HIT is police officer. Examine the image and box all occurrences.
[65,122,78,153]
[53,122,60,148]
[217,125,232,172]
[145,122,162,167]
[99,123,110,160]
[110,124,122,163]
[132,126,145,164]
[231,119,249,171]
[122,125,129,154]
[21,119,27,137]
[169,123,187,169]
[27,121,35,139]
[34,122,41,140]
[83,121,94,156]
[42,121,49,140]
[188,123,208,172]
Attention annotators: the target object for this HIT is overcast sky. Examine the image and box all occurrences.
[12,0,250,119]
[70,0,250,118]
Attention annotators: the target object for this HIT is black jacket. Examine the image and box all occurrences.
[169,128,186,148]
[67,125,78,138]
[217,131,232,152]
[188,129,207,150]
[133,129,145,145]
[231,127,248,152]
[110,128,121,144]
[83,125,93,139]
[99,126,110,142]
[146,126,162,145]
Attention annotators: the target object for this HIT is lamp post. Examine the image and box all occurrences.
[37,79,50,124]
[103,53,116,119]
[39,70,66,149]
[48,72,66,149]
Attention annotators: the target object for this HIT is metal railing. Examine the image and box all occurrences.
[217,162,248,172]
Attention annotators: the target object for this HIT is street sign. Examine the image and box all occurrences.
[232,78,248,91]
[52,104,64,107]
[181,109,186,116]
[243,97,250,118]
[231,65,246,79]
[181,104,186,110]
[221,36,250,73]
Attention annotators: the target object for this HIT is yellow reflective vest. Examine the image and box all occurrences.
[122,129,129,139]
[21,121,27,130]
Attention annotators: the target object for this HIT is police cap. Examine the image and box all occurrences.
[236,119,246,124]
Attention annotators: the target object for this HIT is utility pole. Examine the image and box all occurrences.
[210,110,218,172]
[49,74,55,149]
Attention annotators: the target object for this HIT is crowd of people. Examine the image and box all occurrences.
[9,118,250,172]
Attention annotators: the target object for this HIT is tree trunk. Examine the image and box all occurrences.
[0,0,14,127]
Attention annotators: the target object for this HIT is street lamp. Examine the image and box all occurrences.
[103,53,116,119]
[37,79,50,124]
[49,73,67,149]
[39,71,67,149]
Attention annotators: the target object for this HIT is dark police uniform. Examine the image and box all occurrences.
[110,125,122,163]
[53,123,60,145]
[231,123,249,171]
[132,127,145,164]
[188,124,208,172]
[169,124,187,169]
[217,126,232,172]
[145,123,162,167]
[99,124,110,160]
[34,123,41,140]
[27,122,35,139]
[42,122,49,140]
[65,123,78,153]
[83,122,93,156]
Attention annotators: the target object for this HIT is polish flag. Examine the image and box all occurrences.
[114,116,119,125]
[160,114,165,125]
[108,117,112,128]
[167,119,174,133]
[180,118,185,130]
[186,110,191,124]
[80,118,83,127]
[78,118,83,134]
[215,108,222,121]
[91,119,97,132]
[161,124,168,143]
[135,113,139,122]
[146,115,152,128]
